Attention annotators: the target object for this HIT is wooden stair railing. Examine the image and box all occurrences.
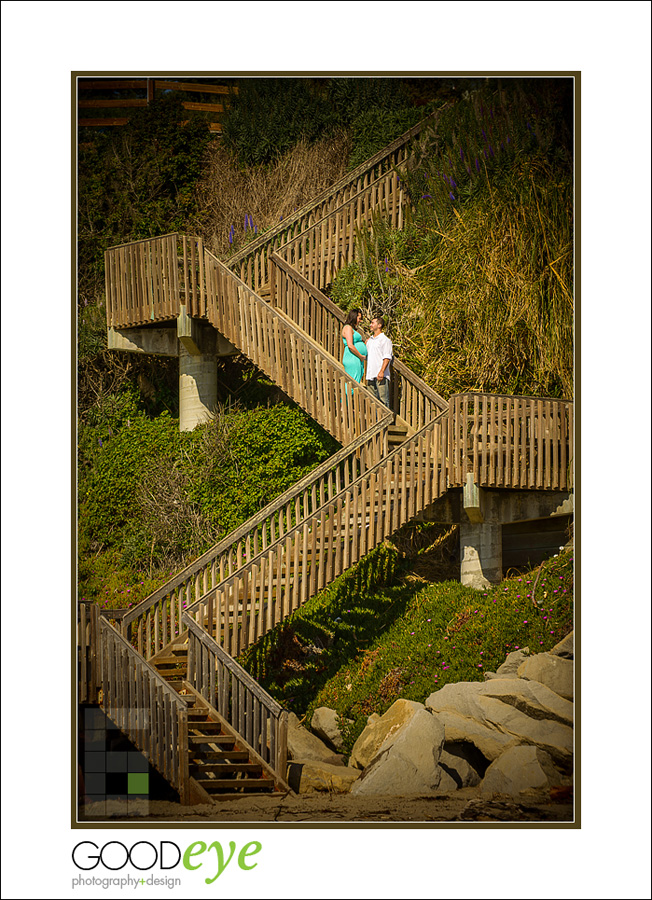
[120,415,391,660]
[226,109,442,295]
[448,393,574,491]
[273,167,406,293]
[105,233,183,330]
[184,617,289,786]
[79,604,290,798]
[184,409,450,658]
[201,248,390,445]
[78,602,192,804]
[270,252,447,431]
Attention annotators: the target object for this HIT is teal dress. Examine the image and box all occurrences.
[343,331,367,383]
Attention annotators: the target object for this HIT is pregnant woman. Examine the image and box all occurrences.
[342,308,367,383]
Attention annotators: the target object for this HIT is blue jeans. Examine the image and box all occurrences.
[366,377,391,408]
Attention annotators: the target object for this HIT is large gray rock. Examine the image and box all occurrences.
[550,631,574,660]
[287,759,361,794]
[517,653,574,701]
[480,745,569,798]
[287,712,346,766]
[439,748,482,788]
[435,765,460,792]
[351,709,446,796]
[484,647,530,681]
[481,678,573,727]
[350,699,423,769]
[426,680,572,763]
[429,709,515,761]
[310,707,350,752]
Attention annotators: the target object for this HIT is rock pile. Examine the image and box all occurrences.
[285,632,574,801]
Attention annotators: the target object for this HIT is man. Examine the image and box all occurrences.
[365,316,393,409]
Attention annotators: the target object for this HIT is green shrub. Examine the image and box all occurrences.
[347,106,425,170]
[78,401,338,597]
[239,542,404,712]
[184,404,339,535]
[79,410,180,553]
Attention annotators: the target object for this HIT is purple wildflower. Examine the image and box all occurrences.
[449,192,456,201]
[475,158,480,172]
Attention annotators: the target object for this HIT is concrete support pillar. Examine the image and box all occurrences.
[179,345,218,432]
[460,522,503,590]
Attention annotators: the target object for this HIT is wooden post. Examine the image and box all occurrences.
[277,710,288,782]
[90,602,100,703]
[178,707,190,805]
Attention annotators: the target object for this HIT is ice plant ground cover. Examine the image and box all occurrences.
[239,544,573,754]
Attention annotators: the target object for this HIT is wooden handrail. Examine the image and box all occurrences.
[78,602,100,704]
[183,617,288,782]
[184,409,450,658]
[105,233,181,329]
[448,393,574,491]
[98,618,189,796]
[227,108,441,275]
[274,166,405,285]
[271,252,448,429]
[203,249,389,445]
[120,416,391,655]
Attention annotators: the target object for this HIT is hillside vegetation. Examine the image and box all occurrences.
[240,539,574,754]
[329,80,573,398]
[77,78,574,652]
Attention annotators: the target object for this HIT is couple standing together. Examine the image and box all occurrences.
[342,309,393,408]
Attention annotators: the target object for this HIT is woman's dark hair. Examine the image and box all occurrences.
[345,308,362,328]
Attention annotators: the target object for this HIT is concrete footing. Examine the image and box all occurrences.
[108,317,237,432]
[179,345,218,432]
[460,522,503,589]
[419,477,573,590]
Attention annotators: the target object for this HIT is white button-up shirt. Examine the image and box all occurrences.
[366,332,393,380]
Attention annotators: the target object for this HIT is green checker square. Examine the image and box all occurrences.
[128,772,149,795]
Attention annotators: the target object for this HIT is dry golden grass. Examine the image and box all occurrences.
[392,159,573,399]
[192,132,352,259]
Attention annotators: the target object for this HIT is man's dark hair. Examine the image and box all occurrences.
[373,315,385,329]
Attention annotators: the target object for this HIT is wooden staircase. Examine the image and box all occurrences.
[148,634,284,797]
[83,110,574,806]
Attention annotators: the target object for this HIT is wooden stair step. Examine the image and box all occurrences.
[189,734,237,745]
[191,748,245,761]
[190,750,250,764]
[188,722,223,734]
